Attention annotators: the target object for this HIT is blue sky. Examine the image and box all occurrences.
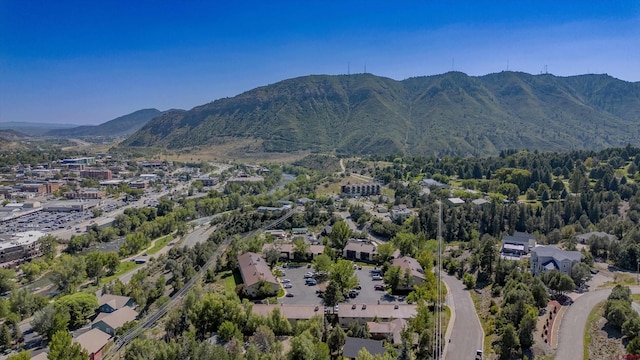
[1,1,639,125]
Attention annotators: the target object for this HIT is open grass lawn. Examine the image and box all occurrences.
[219,270,237,295]
[101,261,140,284]
[147,235,174,255]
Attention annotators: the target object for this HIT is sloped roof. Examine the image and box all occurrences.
[251,304,323,320]
[237,252,278,287]
[98,294,132,310]
[339,304,417,320]
[343,240,376,254]
[576,231,617,242]
[93,306,138,330]
[502,232,535,246]
[74,328,111,355]
[367,318,407,344]
[391,256,425,280]
[532,245,582,262]
[343,337,386,358]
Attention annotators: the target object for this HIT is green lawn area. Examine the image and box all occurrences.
[147,235,174,255]
[101,261,140,284]
[220,271,237,295]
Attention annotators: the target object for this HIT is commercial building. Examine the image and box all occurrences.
[64,189,106,200]
[343,240,377,262]
[80,169,113,180]
[0,231,44,267]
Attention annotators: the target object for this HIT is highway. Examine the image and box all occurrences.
[443,273,483,360]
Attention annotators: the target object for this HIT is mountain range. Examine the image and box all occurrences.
[45,108,162,137]
[120,71,640,156]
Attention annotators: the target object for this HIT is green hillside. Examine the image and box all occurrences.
[121,72,640,156]
[47,108,162,137]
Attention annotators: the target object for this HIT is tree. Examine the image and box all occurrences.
[0,268,16,294]
[623,313,640,339]
[628,336,640,355]
[7,350,31,360]
[85,252,106,284]
[250,325,276,353]
[462,273,476,289]
[384,266,402,292]
[31,304,59,340]
[264,247,281,267]
[375,243,397,264]
[104,252,120,275]
[47,330,88,360]
[313,254,332,278]
[329,221,351,250]
[605,300,632,330]
[56,292,98,329]
[292,238,310,262]
[218,320,242,342]
[327,325,346,359]
[50,254,86,294]
[323,281,341,308]
[0,323,12,351]
[531,278,549,308]
[499,323,520,360]
[38,234,58,262]
[401,268,414,290]
[570,262,591,287]
[478,236,497,278]
[346,322,370,339]
[287,331,316,360]
[518,306,538,349]
[329,259,358,295]
[525,188,537,200]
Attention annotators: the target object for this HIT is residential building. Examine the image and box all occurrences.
[197,176,219,187]
[91,307,138,336]
[576,231,618,244]
[472,198,490,206]
[338,304,417,327]
[391,256,426,289]
[530,246,583,276]
[341,183,381,197]
[74,328,111,360]
[237,252,279,298]
[367,318,407,344]
[391,205,412,222]
[342,337,386,359]
[98,294,135,313]
[251,304,323,325]
[445,197,465,207]
[419,179,449,189]
[262,243,325,261]
[343,240,377,263]
[501,232,536,257]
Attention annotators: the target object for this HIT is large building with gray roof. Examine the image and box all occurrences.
[530,246,583,276]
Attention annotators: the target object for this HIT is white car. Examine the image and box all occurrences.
[281,279,291,283]
[372,275,383,281]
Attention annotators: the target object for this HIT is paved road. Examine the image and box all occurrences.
[557,285,640,360]
[442,274,483,360]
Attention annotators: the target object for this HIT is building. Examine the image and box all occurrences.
[62,157,96,165]
[237,252,279,298]
[576,231,618,244]
[530,246,583,276]
[391,205,412,222]
[64,189,106,200]
[91,307,139,336]
[128,180,148,189]
[391,256,426,289]
[43,200,98,212]
[342,337,386,359]
[341,183,381,197]
[98,294,135,313]
[80,169,113,180]
[251,304,323,325]
[367,318,407,344]
[197,176,219,187]
[419,179,449,189]
[445,197,465,207]
[472,198,490,206]
[262,243,325,261]
[501,232,537,257]
[20,183,47,194]
[257,206,289,213]
[74,328,111,360]
[343,240,377,262]
[0,231,44,267]
[338,304,417,327]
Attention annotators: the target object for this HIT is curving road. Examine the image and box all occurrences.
[443,274,483,360]
[556,285,640,360]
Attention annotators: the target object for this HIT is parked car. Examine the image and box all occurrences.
[374,284,385,291]
[284,284,292,289]
[281,279,291,283]
[286,293,295,297]
[306,279,317,286]
[372,275,383,281]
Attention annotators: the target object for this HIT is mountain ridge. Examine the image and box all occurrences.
[46,108,163,137]
[121,71,640,156]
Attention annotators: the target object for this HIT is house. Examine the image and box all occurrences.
[576,231,618,244]
[343,240,377,263]
[367,318,407,344]
[261,243,325,261]
[530,246,583,276]
[419,179,449,189]
[74,328,111,360]
[338,304,417,327]
[296,197,315,206]
[237,252,279,298]
[292,227,308,235]
[91,307,138,336]
[391,256,426,289]
[342,337,386,359]
[97,294,135,313]
[501,232,536,257]
[251,304,323,325]
[391,205,412,222]
[472,198,490,206]
[445,197,465,207]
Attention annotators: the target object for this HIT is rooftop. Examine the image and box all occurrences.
[251,304,323,320]
[339,304,417,319]
[237,252,278,287]
[74,328,111,355]
[532,245,582,262]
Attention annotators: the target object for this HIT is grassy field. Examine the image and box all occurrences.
[101,261,140,284]
[147,235,174,255]
[600,272,637,288]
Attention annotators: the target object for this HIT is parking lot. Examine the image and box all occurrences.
[277,263,406,306]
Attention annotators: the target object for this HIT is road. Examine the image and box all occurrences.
[556,285,640,360]
[442,274,483,360]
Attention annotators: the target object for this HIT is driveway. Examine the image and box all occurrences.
[442,274,483,360]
